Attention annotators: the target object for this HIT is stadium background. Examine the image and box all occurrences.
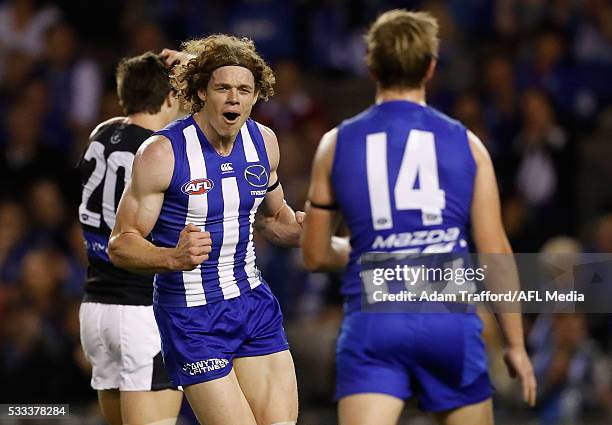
[0,0,610,424]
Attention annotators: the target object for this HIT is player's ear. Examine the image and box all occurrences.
[197,89,206,103]
[166,91,175,107]
[253,90,259,104]
[167,94,180,113]
[368,68,380,85]
[424,58,437,83]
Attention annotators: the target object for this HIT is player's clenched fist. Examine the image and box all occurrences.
[295,211,306,226]
[171,223,212,271]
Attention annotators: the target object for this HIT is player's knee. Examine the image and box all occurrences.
[269,422,297,425]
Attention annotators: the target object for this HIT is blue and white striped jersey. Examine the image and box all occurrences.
[151,115,270,307]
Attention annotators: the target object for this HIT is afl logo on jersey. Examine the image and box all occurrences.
[244,165,268,187]
[181,178,214,195]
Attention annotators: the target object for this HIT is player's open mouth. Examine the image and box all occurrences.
[222,112,240,124]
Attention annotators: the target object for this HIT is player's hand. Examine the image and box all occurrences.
[171,223,212,271]
[504,346,537,407]
[159,48,195,67]
[295,211,306,226]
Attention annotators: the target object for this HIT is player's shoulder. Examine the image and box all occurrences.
[315,127,338,162]
[423,104,467,133]
[252,119,276,142]
[155,114,194,140]
[136,134,173,162]
[89,116,126,140]
[251,119,279,166]
[251,119,277,150]
[466,130,490,166]
[131,134,174,190]
[320,127,338,146]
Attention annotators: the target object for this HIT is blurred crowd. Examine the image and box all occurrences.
[0,0,610,424]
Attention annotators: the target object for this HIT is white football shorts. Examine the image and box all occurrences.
[79,302,174,391]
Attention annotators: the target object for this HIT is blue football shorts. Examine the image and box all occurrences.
[335,310,493,412]
[153,282,289,387]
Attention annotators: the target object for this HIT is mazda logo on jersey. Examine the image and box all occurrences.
[181,178,214,195]
[244,165,268,187]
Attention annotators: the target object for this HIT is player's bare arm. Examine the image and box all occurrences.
[109,135,212,273]
[253,123,305,247]
[468,130,537,407]
[301,128,351,272]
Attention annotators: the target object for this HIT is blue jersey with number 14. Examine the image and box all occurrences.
[331,100,476,299]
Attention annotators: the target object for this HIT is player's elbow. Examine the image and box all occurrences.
[302,255,324,272]
[108,234,127,268]
[474,232,514,254]
[302,245,327,272]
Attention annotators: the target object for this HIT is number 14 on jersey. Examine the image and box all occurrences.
[366,129,445,230]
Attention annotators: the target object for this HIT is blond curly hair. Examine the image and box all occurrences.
[172,34,275,113]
